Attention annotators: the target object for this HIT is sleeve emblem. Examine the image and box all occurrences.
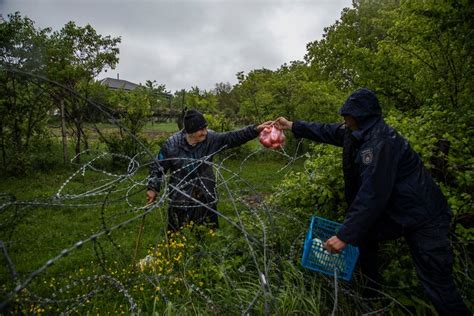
[361,148,374,165]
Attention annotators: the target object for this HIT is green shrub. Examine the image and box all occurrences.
[0,133,60,177]
[98,132,155,170]
[270,144,345,221]
[204,113,234,132]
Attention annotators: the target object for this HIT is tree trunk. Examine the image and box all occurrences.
[430,139,451,184]
[60,98,68,163]
[0,123,6,173]
[75,119,82,164]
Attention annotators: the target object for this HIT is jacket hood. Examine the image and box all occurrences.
[339,88,382,119]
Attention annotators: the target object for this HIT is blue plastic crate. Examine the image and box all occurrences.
[301,215,359,281]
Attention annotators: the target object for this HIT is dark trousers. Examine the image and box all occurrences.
[167,203,219,233]
[358,214,470,315]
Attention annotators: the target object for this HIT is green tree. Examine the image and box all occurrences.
[213,82,240,119]
[234,68,275,123]
[380,0,474,110]
[0,13,54,175]
[109,87,152,137]
[305,0,473,111]
[234,63,343,124]
[47,21,121,163]
[185,86,218,114]
[305,0,399,102]
[304,0,473,199]
[144,79,172,121]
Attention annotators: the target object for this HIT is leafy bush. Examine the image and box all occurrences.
[204,113,235,132]
[270,144,345,221]
[0,132,61,176]
[386,107,473,219]
[271,110,473,312]
[98,132,155,169]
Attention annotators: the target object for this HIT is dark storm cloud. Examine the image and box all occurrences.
[1,0,352,92]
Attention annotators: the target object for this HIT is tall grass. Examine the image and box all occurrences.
[1,152,468,315]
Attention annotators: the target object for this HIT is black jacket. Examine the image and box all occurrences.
[292,116,450,246]
[148,125,259,208]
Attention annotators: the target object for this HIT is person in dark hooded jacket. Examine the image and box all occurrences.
[275,88,470,315]
[147,109,271,233]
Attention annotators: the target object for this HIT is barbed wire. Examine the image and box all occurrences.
[0,68,472,315]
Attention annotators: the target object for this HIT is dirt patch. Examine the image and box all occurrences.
[241,192,271,207]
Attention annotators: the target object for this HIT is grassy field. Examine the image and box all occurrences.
[0,151,318,314]
[143,121,180,133]
[48,120,179,142]
[1,123,470,314]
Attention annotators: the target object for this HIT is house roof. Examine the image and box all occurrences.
[99,77,139,91]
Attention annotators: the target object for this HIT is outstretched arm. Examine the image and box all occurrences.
[210,121,273,150]
[275,117,345,147]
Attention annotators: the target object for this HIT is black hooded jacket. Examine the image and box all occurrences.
[148,125,259,209]
[292,89,450,245]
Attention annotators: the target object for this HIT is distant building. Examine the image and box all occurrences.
[99,77,139,91]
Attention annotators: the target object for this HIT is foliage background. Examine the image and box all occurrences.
[0,0,473,314]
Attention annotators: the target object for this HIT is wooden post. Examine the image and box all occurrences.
[60,99,68,163]
[131,215,147,269]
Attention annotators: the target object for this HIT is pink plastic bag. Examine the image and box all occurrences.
[259,126,285,149]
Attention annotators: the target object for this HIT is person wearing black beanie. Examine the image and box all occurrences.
[274,89,470,315]
[147,109,272,234]
[183,109,207,134]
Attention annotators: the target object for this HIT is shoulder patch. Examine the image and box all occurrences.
[361,148,374,165]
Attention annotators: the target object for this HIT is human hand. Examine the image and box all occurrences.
[323,236,347,254]
[256,121,274,132]
[274,117,293,130]
[146,190,157,204]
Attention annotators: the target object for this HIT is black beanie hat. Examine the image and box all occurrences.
[184,109,207,133]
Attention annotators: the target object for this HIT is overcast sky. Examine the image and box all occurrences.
[1,0,352,92]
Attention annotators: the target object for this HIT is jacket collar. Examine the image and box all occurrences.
[352,116,382,141]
